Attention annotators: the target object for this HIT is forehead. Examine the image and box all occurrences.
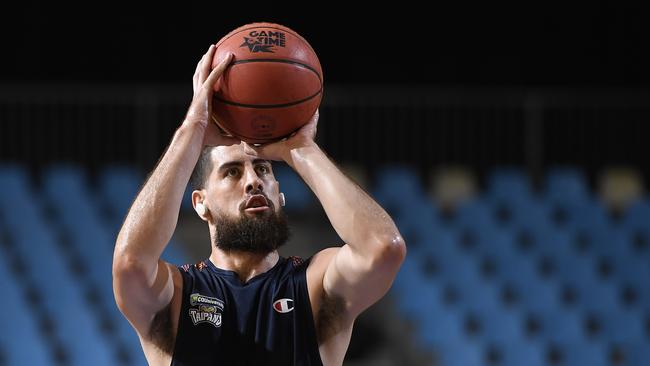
[208,143,272,173]
[210,143,258,165]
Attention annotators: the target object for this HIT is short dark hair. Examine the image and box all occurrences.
[190,146,216,191]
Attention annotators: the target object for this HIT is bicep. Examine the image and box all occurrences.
[113,258,177,333]
[321,243,404,319]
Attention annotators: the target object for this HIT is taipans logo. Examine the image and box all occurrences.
[240,30,286,53]
[189,308,222,327]
[189,293,225,327]
[273,298,294,313]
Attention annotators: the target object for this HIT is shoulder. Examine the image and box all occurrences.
[305,247,339,284]
[307,247,340,273]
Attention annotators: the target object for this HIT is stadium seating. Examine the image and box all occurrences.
[383,164,650,366]
[1,162,649,365]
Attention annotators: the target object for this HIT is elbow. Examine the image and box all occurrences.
[373,234,407,269]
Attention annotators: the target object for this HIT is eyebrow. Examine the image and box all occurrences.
[217,159,271,174]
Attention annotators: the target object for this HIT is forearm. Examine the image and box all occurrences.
[114,121,205,271]
[284,142,403,253]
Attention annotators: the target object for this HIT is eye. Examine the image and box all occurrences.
[226,167,240,177]
[257,165,269,174]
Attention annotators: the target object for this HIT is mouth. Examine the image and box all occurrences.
[243,194,270,213]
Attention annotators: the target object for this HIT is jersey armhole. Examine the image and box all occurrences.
[169,265,188,362]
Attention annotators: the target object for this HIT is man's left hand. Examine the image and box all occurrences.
[246,109,319,162]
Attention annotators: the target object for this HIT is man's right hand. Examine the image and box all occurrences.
[184,44,239,147]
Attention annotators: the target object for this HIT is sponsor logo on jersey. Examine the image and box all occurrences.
[273,298,294,313]
[189,293,224,327]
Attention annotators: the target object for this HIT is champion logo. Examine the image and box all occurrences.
[273,298,294,313]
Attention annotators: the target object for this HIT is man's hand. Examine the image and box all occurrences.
[184,44,239,147]
[248,109,319,161]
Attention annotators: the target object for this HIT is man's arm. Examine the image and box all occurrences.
[287,143,406,318]
[112,46,234,333]
[259,112,406,321]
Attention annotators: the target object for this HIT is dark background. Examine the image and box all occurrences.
[1,2,649,191]
[1,3,647,86]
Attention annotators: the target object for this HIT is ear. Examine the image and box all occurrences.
[192,190,209,221]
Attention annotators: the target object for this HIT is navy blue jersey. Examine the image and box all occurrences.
[171,256,323,366]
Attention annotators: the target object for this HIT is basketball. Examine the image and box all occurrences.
[210,22,323,144]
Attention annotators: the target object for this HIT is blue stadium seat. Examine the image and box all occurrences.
[614,342,650,365]
[556,277,621,312]
[395,200,440,237]
[543,167,590,204]
[0,252,52,365]
[0,164,32,207]
[438,275,503,312]
[544,199,610,231]
[97,164,142,226]
[11,228,116,365]
[546,341,608,366]
[416,299,467,347]
[452,198,496,231]
[486,168,533,203]
[163,239,190,265]
[373,165,424,216]
[491,251,541,285]
[431,340,483,366]
[42,166,116,290]
[500,275,559,311]
[621,199,650,231]
[272,163,315,211]
[462,307,523,343]
[395,279,439,322]
[583,309,646,344]
[538,250,598,285]
[574,224,630,259]
[498,198,550,228]
[523,309,584,344]
[375,165,423,195]
[483,340,544,366]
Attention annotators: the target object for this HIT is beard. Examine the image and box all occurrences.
[211,204,290,254]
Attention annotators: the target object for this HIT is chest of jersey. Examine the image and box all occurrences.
[171,258,323,366]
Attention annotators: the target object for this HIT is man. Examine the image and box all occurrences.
[112,44,406,365]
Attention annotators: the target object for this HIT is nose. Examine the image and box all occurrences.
[243,165,263,194]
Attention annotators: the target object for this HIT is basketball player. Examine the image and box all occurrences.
[112,44,406,365]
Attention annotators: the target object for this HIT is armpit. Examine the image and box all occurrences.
[149,302,175,355]
[316,291,347,343]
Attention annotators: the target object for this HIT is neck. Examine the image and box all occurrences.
[209,247,279,283]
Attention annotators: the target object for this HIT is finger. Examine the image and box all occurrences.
[242,141,258,155]
[193,47,211,92]
[197,45,215,85]
[193,59,203,91]
[204,53,233,90]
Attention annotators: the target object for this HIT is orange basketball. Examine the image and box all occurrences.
[211,22,323,144]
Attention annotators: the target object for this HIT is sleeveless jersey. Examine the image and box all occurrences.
[170,256,323,366]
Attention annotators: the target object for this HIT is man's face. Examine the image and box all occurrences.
[197,143,289,253]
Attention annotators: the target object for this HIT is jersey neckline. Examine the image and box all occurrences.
[204,255,286,286]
